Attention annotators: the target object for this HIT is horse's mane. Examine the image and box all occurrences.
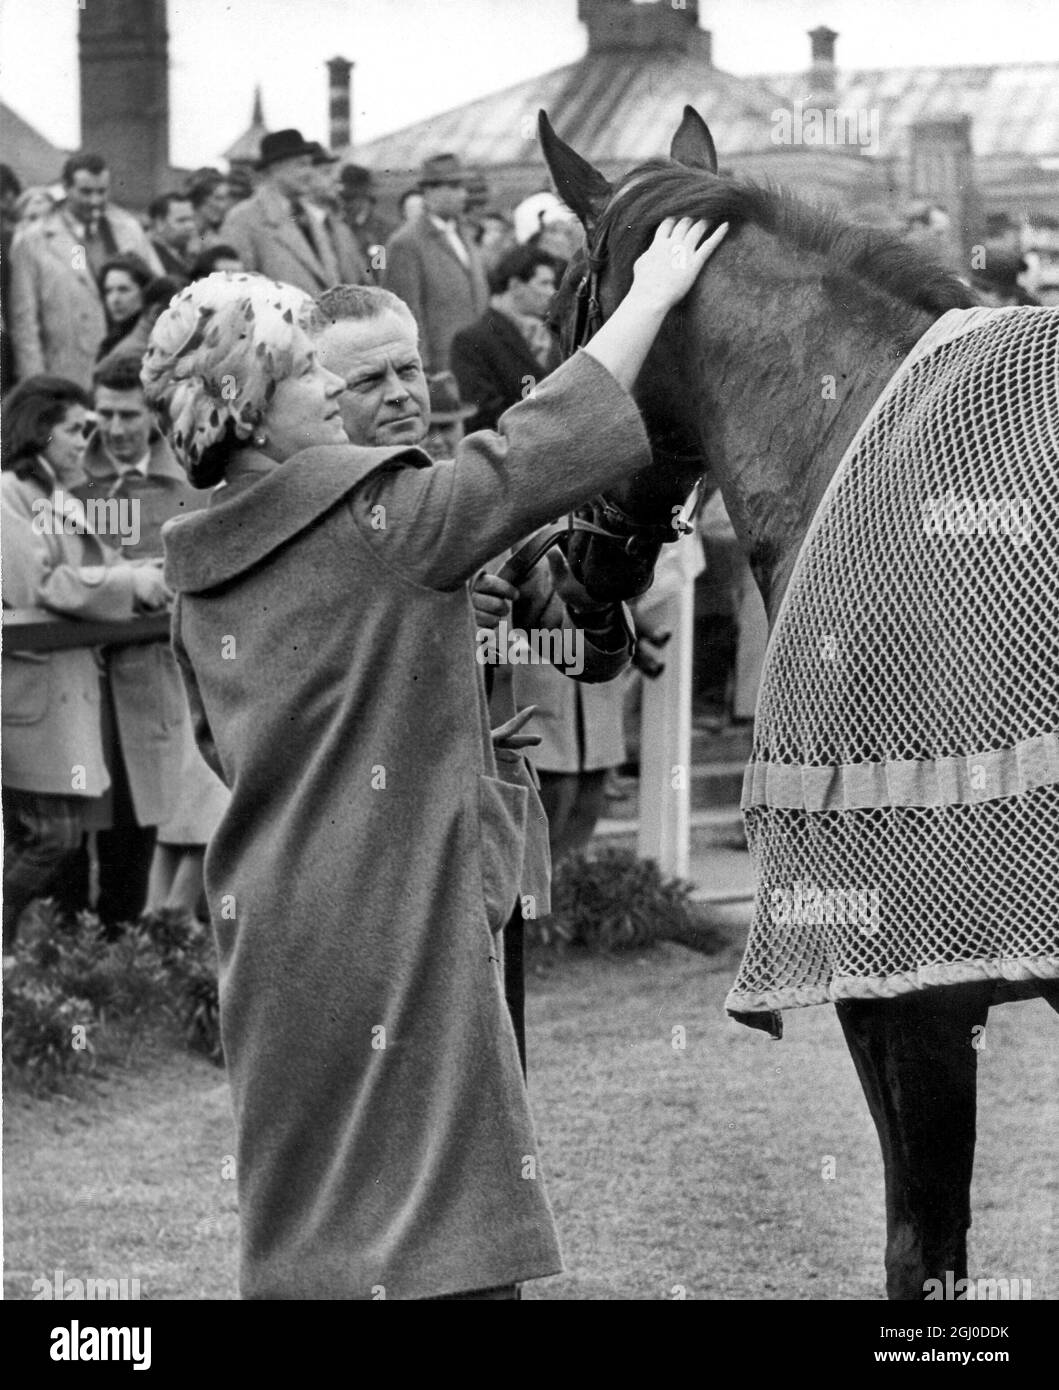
[596,160,977,317]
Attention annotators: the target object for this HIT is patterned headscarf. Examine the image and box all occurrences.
[140,272,317,474]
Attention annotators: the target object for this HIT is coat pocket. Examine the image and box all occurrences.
[477,771,529,935]
[2,652,51,726]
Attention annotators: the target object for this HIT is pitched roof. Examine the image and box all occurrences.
[0,99,68,186]
[760,63,1059,162]
[352,53,794,172]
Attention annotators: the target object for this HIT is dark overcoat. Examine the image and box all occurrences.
[162,351,651,1298]
[451,306,560,433]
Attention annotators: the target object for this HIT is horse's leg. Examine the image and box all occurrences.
[836,982,993,1300]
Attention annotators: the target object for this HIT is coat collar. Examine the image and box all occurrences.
[253,183,336,284]
[82,430,186,488]
[33,211,99,293]
[162,442,430,594]
[412,211,477,276]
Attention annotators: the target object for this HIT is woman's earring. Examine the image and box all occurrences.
[252,432,268,447]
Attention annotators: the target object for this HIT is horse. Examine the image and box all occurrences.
[539,105,1059,1300]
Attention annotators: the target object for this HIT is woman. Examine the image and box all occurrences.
[1,376,170,952]
[96,253,154,362]
[148,220,725,1300]
[95,274,182,375]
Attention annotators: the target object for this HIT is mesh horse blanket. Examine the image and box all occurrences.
[727,306,1059,1032]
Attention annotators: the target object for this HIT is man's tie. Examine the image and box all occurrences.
[289,197,320,260]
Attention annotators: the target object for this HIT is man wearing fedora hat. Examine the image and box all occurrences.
[422,370,476,457]
[382,152,489,374]
[220,129,367,295]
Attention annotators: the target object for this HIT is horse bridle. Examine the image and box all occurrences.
[497,231,704,589]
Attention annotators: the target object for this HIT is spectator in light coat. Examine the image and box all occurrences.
[221,130,367,296]
[1,374,170,950]
[8,153,162,390]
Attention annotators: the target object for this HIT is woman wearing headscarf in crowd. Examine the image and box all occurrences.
[1,375,171,954]
[146,218,724,1300]
[96,253,155,364]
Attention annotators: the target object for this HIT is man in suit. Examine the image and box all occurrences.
[8,152,162,390]
[220,129,366,296]
[55,353,200,930]
[148,191,198,286]
[382,153,489,373]
[450,245,560,433]
[305,142,373,287]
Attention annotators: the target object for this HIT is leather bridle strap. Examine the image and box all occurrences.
[493,237,704,591]
[496,515,628,588]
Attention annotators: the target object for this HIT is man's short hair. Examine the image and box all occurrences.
[62,152,107,186]
[312,284,418,338]
[93,353,147,395]
[487,245,559,296]
[148,190,193,223]
[189,244,242,281]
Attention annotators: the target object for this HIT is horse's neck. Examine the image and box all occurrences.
[688,275,937,624]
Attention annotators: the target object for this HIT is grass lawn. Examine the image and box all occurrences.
[4,937,1056,1300]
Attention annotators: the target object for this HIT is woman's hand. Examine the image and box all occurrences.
[627,217,729,315]
[583,218,728,391]
[473,571,519,631]
[491,705,542,753]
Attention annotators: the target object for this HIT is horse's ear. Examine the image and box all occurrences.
[670,106,718,173]
[538,110,612,229]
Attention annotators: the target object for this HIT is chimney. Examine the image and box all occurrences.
[578,0,710,59]
[327,56,354,152]
[807,25,838,97]
[78,0,169,210]
[908,116,984,259]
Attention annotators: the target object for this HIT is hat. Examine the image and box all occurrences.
[418,153,468,187]
[257,129,318,169]
[426,371,475,424]
[971,246,1025,292]
[308,141,339,166]
[141,273,317,476]
[512,190,576,244]
[340,164,376,194]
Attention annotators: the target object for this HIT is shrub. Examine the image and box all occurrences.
[137,911,222,1063]
[2,975,96,1093]
[4,903,223,1093]
[541,847,706,953]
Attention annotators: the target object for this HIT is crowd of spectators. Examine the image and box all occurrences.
[0,132,593,954]
[9,127,1040,952]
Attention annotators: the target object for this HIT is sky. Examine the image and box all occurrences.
[0,0,1056,169]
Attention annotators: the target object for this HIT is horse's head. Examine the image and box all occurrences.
[539,107,979,615]
[539,107,723,602]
